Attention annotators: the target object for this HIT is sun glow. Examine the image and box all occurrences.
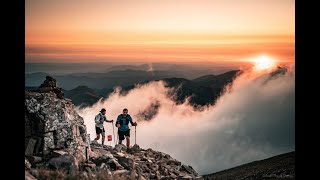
[253,55,276,71]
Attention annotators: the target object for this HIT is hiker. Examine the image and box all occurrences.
[116,108,137,148]
[94,108,113,145]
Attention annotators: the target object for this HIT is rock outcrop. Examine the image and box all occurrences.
[37,76,64,99]
[25,77,202,179]
[25,76,90,176]
[25,90,89,160]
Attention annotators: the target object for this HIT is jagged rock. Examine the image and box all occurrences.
[113,169,130,175]
[25,138,37,156]
[48,154,77,174]
[80,162,96,171]
[25,170,37,180]
[25,158,31,170]
[37,76,64,99]
[170,172,178,179]
[194,176,205,180]
[167,159,181,166]
[117,156,134,170]
[179,174,193,179]
[116,152,125,157]
[25,115,32,137]
[98,163,109,170]
[92,154,124,171]
[182,164,198,176]
[40,76,57,87]
[44,132,54,151]
[51,150,68,158]
[106,158,124,170]
[90,140,100,147]
[33,137,42,154]
[92,153,114,164]
[26,156,42,165]
[160,176,171,180]
[127,144,140,154]
[114,143,127,152]
[54,128,70,148]
[25,98,40,113]
[25,90,89,162]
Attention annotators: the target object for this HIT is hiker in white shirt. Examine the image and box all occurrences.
[94,108,113,145]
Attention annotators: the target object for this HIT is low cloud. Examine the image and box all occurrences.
[77,65,295,175]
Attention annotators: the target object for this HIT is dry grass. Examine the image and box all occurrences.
[28,168,138,180]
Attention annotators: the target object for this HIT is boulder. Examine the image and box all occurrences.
[106,158,124,170]
[25,138,37,156]
[25,158,31,170]
[129,144,141,153]
[179,174,193,179]
[182,164,198,176]
[114,144,127,152]
[26,156,42,165]
[25,170,37,180]
[117,156,134,170]
[39,76,57,88]
[37,76,64,99]
[91,154,124,171]
[80,162,97,172]
[51,150,68,158]
[33,137,42,154]
[48,154,78,174]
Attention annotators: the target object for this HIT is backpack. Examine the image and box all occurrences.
[115,114,131,127]
[96,113,105,123]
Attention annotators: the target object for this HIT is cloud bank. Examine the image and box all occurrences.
[77,65,295,175]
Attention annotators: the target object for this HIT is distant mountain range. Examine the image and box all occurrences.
[25,68,241,108]
[25,63,244,90]
[64,86,102,108]
[203,151,295,179]
[164,70,241,106]
[25,70,187,90]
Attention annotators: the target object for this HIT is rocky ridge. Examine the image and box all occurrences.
[25,76,202,180]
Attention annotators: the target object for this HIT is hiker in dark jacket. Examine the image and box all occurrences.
[94,108,113,145]
[116,108,137,148]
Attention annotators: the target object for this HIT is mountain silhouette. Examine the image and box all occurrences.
[203,151,295,179]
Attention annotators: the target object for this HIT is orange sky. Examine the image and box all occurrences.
[25,0,295,63]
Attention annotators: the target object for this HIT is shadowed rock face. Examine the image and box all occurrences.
[25,90,89,166]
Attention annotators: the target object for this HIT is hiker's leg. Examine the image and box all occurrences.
[125,130,130,147]
[101,132,105,145]
[118,131,124,144]
[95,134,100,140]
[126,136,130,147]
[95,127,100,140]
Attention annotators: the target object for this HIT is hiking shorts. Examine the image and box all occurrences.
[95,126,105,135]
[118,129,130,141]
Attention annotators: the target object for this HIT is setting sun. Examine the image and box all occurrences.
[253,55,276,71]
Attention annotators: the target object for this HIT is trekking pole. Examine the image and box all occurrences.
[135,126,137,145]
[112,121,115,145]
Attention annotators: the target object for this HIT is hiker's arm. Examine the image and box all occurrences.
[116,116,121,127]
[129,116,137,126]
[105,117,113,123]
